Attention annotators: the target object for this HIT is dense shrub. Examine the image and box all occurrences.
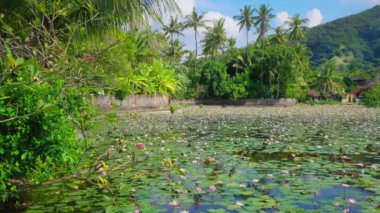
[115,60,180,97]
[364,84,380,107]
[190,60,251,100]
[0,54,90,202]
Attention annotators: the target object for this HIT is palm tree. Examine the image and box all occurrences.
[202,19,227,57]
[254,4,275,43]
[0,0,180,35]
[270,27,287,45]
[233,5,255,57]
[287,14,308,42]
[314,59,343,99]
[164,39,187,61]
[227,38,237,51]
[162,16,184,57]
[184,8,208,61]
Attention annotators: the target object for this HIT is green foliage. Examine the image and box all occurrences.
[169,103,189,114]
[364,84,380,107]
[306,5,380,70]
[116,60,180,97]
[0,54,91,202]
[313,59,344,99]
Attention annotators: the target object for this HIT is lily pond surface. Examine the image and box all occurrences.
[23,106,380,212]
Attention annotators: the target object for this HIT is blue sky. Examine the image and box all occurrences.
[166,0,380,50]
[196,0,378,22]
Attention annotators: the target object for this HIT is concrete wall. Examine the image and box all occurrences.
[93,95,169,111]
[94,95,297,111]
[170,98,297,107]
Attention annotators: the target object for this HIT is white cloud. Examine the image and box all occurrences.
[176,0,195,16]
[181,11,250,51]
[275,11,290,28]
[305,8,324,27]
[203,11,240,38]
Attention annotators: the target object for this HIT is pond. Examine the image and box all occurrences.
[21,106,380,212]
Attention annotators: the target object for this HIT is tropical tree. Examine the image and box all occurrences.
[163,39,187,61]
[184,8,208,62]
[233,5,255,57]
[270,27,287,45]
[162,16,184,58]
[202,19,228,57]
[287,14,308,42]
[314,59,343,99]
[254,4,275,43]
[0,0,180,66]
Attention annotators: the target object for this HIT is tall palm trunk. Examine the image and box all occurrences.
[194,30,198,69]
[246,28,249,59]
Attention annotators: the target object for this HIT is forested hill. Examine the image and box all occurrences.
[306,5,380,71]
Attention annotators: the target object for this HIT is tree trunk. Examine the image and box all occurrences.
[194,30,198,70]
[246,28,249,59]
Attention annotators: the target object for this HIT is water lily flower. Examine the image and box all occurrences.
[267,174,274,179]
[235,201,244,207]
[334,202,340,207]
[134,209,140,213]
[252,179,260,184]
[341,183,350,188]
[169,200,179,206]
[239,184,246,189]
[180,211,189,213]
[208,186,216,192]
[347,198,356,204]
[195,187,202,193]
[136,143,146,150]
[216,181,223,186]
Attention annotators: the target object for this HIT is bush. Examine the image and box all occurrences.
[364,84,380,107]
[116,60,180,97]
[0,54,90,202]
[199,60,230,98]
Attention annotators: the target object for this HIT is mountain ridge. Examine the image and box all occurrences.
[306,5,380,71]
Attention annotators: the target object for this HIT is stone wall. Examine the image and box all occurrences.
[170,98,297,107]
[93,95,169,111]
[94,95,297,111]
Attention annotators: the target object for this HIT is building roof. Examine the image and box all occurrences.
[308,90,320,98]
[348,88,362,95]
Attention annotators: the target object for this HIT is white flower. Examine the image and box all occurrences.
[347,198,356,204]
[235,201,244,207]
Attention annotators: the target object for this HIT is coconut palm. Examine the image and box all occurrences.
[163,39,187,61]
[0,0,180,30]
[184,8,208,61]
[233,5,255,57]
[162,16,184,57]
[314,59,343,99]
[202,19,228,57]
[254,4,275,43]
[270,27,287,45]
[287,14,308,42]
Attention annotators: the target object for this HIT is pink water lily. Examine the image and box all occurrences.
[195,187,202,193]
[136,143,146,150]
[208,185,216,192]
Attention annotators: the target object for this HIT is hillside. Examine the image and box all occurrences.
[306,5,380,71]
